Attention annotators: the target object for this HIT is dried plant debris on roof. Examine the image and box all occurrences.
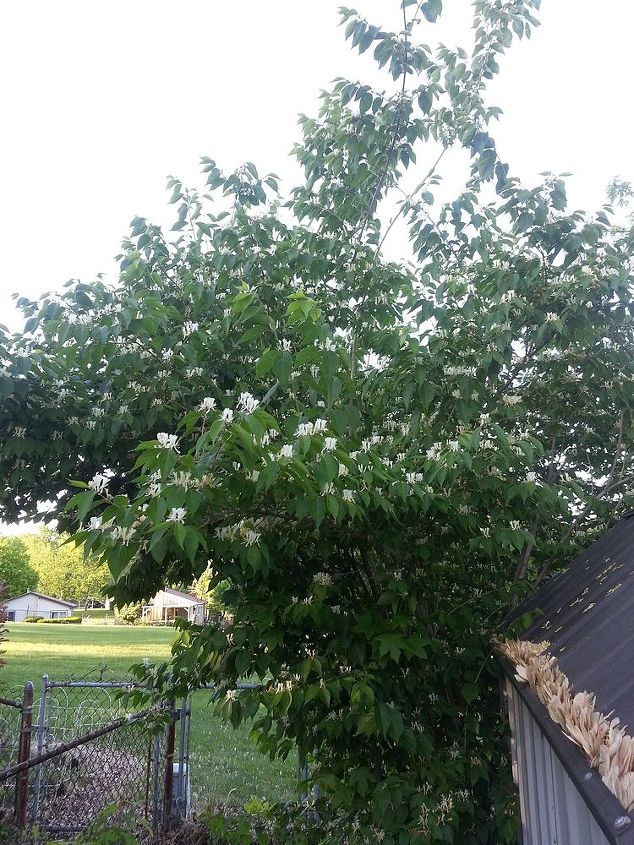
[497,638,634,813]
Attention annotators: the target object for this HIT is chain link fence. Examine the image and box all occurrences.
[0,668,190,840]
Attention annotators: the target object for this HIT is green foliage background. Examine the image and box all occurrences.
[0,538,38,598]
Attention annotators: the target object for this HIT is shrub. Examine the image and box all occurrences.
[114,603,141,625]
[36,615,81,624]
[24,615,43,623]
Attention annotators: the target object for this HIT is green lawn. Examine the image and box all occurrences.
[75,608,115,623]
[1,623,295,807]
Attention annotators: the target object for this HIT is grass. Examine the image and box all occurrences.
[1,623,296,807]
[75,608,115,623]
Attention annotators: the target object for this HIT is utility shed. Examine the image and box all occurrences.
[498,513,634,845]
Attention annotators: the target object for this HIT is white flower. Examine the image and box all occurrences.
[172,471,193,489]
[319,338,337,351]
[451,389,461,399]
[545,312,558,322]
[448,440,460,452]
[246,470,260,482]
[323,437,337,452]
[162,348,174,361]
[502,395,521,405]
[244,530,261,546]
[91,406,105,417]
[526,471,536,482]
[14,426,26,438]
[237,392,259,413]
[338,463,349,477]
[119,404,129,415]
[313,572,332,587]
[510,520,521,531]
[221,408,234,423]
[186,367,203,379]
[89,473,110,495]
[182,321,199,338]
[280,339,292,352]
[280,444,293,459]
[157,432,179,451]
[89,516,103,531]
[321,482,335,496]
[313,418,328,434]
[166,507,187,524]
[199,397,217,412]
[111,525,135,545]
[342,489,354,502]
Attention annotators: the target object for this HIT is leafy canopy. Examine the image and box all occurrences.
[1,1,633,842]
[0,538,38,599]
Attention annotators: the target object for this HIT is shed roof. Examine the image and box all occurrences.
[154,588,203,605]
[499,513,634,839]
[2,591,76,608]
[508,513,634,730]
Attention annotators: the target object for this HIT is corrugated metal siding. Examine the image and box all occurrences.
[506,679,612,845]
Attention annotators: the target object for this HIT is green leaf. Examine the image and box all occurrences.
[462,682,478,704]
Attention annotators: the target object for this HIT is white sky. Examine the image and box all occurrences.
[0,0,632,335]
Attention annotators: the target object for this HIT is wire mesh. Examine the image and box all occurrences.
[0,685,33,826]
[0,670,190,840]
[36,677,163,835]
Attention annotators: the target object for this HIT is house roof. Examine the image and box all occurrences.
[156,588,203,605]
[3,591,76,608]
[506,512,634,730]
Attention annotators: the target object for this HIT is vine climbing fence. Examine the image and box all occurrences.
[0,669,190,840]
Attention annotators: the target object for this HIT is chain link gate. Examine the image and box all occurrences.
[0,669,190,840]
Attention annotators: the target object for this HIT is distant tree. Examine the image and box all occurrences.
[22,530,110,604]
[0,538,38,598]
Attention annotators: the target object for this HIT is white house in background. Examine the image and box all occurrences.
[2,591,75,622]
[141,589,206,625]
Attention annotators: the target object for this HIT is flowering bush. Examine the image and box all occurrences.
[1,2,633,842]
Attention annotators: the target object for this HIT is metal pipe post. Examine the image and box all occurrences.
[31,674,48,823]
[162,708,176,830]
[176,696,188,819]
[15,681,34,826]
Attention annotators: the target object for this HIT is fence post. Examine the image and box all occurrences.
[14,681,34,826]
[31,673,48,824]
[175,695,188,820]
[298,756,309,805]
[162,706,176,829]
[151,730,161,831]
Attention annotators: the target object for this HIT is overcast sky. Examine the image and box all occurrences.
[0,0,632,333]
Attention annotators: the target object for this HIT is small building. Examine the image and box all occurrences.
[2,591,75,622]
[498,513,634,845]
[141,589,206,625]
